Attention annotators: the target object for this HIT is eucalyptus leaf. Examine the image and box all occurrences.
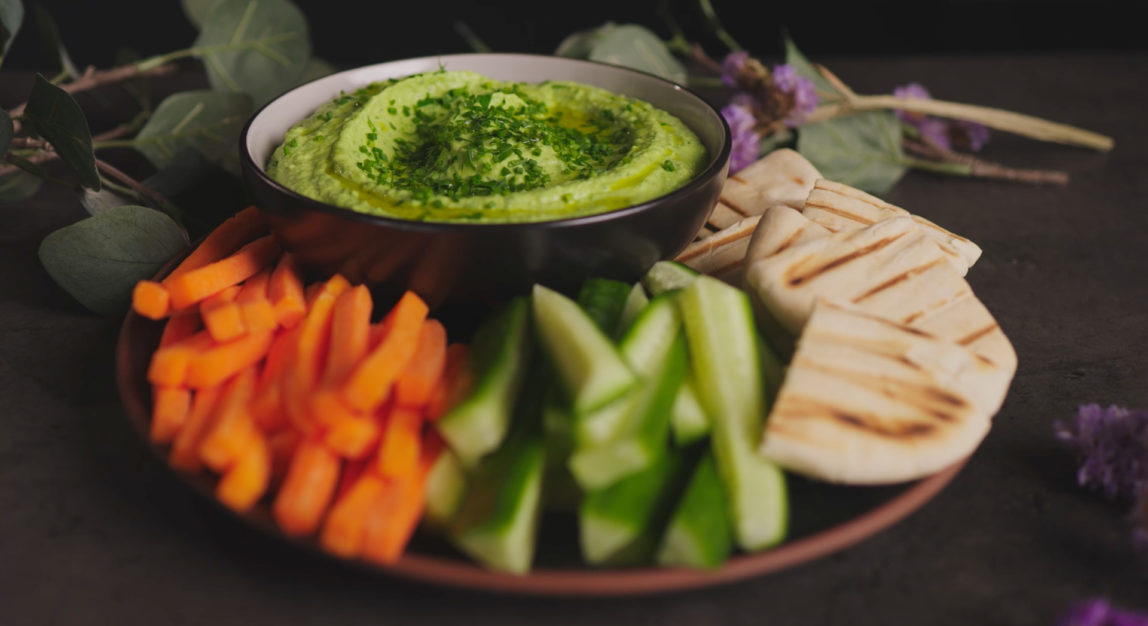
[797,110,908,195]
[586,24,687,84]
[133,90,252,174]
[555,22,610,59]
[0,0,23,63]
[194,0,311,107]
[0,169,43,204]
[33,5,79,79]
[181,0,220,29]
[80,186,132,215]
[1,106,11,156]
[38,205,189,315]
[23,74,100,189]
[783,35,842,105]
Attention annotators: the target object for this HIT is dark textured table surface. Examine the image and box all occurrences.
[3,52,1147,625]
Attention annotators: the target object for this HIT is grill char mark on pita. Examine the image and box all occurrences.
[785,233,908,286]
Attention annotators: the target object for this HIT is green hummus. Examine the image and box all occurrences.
[266,70,707,223]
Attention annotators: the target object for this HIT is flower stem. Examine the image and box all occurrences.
[903,138,1070,185]
[902,157,972,177]
[697,0,742,52]
[804,64,1113,151]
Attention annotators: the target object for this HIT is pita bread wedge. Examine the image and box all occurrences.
[759,300,997,484]
[743,209,1017,411]
[801,179,982,275]
[745,205,832,262]
[677,216,761,279]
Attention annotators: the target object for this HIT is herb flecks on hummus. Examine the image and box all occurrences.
[267,70,707,223]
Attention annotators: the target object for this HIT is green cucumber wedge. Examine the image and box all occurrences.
[437,297,533,467]
[641,260,700,296]
[579,451,687,565]
[568,333,687,490]
[573,294,683,448]
[424,449,467,528]
[533,284,637,414]
[670,373,710,447]
[448,369,549,575]
[577,278,633,334]
[657,453,733,569]
[615,282,650,338]
[679,276,788,551]
[541,387,582,512]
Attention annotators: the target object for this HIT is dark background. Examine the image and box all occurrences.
[3,0,1145,72]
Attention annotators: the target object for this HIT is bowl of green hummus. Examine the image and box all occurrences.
[240,53,730,306]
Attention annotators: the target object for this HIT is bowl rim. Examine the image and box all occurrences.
[238,52,733,232]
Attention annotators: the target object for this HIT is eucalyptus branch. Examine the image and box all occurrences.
[93,158,180,219]
[0,118,150,178]
[903,138,1070,185]
[805,64,1114,151]
[696,0,742,52]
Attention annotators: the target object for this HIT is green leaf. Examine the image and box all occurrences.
[80,186,132,215]
[582,24,687,84]
[1,106,11,155]
[0,0,23,64]
[133,90,252,174]
[783,34,842,105]
[115,48,151,111]
[555,22,609,59]
[797,110,908,195]
[0,169,43,204]
[33,5,79,79]
[23,74,100,189]
[193,0,311,107]
[38,205,189,315]
[181,0,221,29]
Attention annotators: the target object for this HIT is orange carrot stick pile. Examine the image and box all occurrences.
[133,212,460,562]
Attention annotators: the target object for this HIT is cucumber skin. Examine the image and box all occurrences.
[657,453,734,570]
[437,297,533,467]
[614,282,651,339]
[579,452,686,565]
[577,278,633,334]
[679,276,789,551]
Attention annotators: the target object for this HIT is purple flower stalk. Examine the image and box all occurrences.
[893,82,991,152]
[721,51,750,89]
[1061,598,1148,626]
[721,101,760,174]
[771,64,819,127]
[1055,404,1148,500]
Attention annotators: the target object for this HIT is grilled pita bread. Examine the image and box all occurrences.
[759,300,997,484]
[800,179,982,275]
[743,210,1016,411]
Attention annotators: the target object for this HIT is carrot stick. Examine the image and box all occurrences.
[198,367,259,472]
[250,326,298,433]
[169,206,267,279]
[361,437,440,565]
[376,406,422,478]
[147,331,215,387]
[170,385,223,472]
[425,343,469,421]
[324,412,382,460]
[339,291,429,413]
[320,472,385,558]
[322,285,373,387]
[335,458,369,502]
[239,299,278,335]
[216,430,271,512]
[200,285,245,342]
[132,280,172,320]
[237,269,272,302]
[269,253,307,329]
[159,311,202,348]
[268,429,301,481]
[272,439,341,537]
[283,274,351,431]
[394,319,447,409]
[165,235,282,310]
[186,331,274,389]
[150,386,192,444]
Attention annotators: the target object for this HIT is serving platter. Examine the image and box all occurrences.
[116,262,966,596]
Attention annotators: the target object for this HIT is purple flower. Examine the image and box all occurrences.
[1055,404,1148,500]
[893,81,991,152]
[771,64,818,127]
[721,51,750,89]
[721,102,760,174]
[1060,599,1148,626]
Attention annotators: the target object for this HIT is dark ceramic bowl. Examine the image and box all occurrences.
[240,53,731,308]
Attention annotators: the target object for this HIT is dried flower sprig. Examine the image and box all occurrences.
[1055,404,1148,546]
[1060,598,1148,626]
